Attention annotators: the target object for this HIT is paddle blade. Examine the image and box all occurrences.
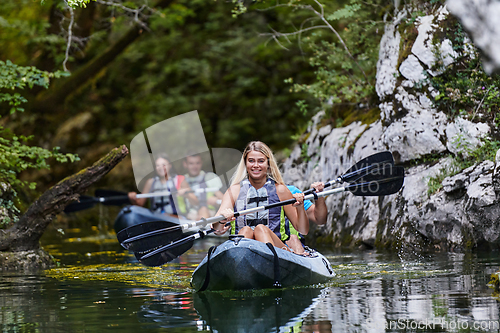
[302,151,395,195]
[117,221,181,250]
[340,151,394,183]
[95,189,131,206]
[63,195,97,213]
[346,165,404,196]
[136,236,196,267]
[95,188,127,197]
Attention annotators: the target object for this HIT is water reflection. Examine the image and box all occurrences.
[132,252,500,332]
[137,287,326,332]
[2,225,499,332]
[137,292,200,329]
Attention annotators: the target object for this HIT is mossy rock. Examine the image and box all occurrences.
[0,249,57,270]
[488,271,500,294]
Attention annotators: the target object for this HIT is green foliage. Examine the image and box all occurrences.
[422,16,500,196]
[48,0,93,8]
[258,0,389,124]
[427,137,500,195]
[70,0,319,150]
[0,60,69,113]
[0,60,77,226]
[429,19,500,123]
[326,3,362,20]
[300,143,311,162]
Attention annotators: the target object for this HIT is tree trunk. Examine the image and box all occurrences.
[0,145,129,252]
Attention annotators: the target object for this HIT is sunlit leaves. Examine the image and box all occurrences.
[326,3,362,21]
[63,0,93,8]
[0,60,78,215]
[0,60,69,113]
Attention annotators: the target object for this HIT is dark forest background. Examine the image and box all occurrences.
[1,0,393,218]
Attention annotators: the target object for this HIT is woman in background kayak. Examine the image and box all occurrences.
[213,141,309,254]
[128,153,199,218]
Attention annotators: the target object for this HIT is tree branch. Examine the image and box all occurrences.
[32,0,174,112]
[0,145,129,252]
[260,0,371,85]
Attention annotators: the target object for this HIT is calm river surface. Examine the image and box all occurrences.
[2,213,500,333]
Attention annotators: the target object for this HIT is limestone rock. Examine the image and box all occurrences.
[283,4,499,252]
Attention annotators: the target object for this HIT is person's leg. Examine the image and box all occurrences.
[239,226,255,239]
[253,224,291,252]
[285,235,306,255]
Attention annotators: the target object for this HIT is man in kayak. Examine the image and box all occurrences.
[183,152,224,220]
[212,141,310,255]
[287,182,328,226]
[285,182,328,248]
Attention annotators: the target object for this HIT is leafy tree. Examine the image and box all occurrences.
[0,60,78,226]
[1,0,321,197]
[245,0,391,127]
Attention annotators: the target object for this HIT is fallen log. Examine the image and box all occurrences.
[0,145,129,269]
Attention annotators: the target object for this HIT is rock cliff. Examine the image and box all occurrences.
[282,4,500,252]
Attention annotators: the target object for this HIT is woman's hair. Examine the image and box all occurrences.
[154,152,177,177]
[230,141,284,186]
[155,152,170,163]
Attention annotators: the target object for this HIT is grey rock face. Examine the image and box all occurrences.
[282,5,499,252]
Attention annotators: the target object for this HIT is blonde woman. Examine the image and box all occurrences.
[213,141,309,254]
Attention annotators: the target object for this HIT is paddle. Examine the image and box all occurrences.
[302,151,394,195]
[63,195,99,213]
[123,165,404,266]
[64,187,221,213]
[117,152,397,249]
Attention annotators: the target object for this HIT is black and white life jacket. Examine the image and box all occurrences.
[150,175,184,215]
[232,178,286,239]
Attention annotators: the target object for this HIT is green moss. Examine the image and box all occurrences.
[311,231,333,246]
[45,263,195,291]
[341,106,380,127]
[427,138,500,195]
[397,24,418,69]
[341,233,353,246]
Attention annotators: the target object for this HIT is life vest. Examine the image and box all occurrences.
[283,213,304,243]
[150,175,187,215]
[284,185,308,243]
[231,178,288,240]
[184,171,209,211]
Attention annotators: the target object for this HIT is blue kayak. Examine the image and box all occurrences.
[191,236,335,291]
[113,205,180,233]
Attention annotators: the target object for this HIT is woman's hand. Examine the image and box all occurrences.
[177,188,191,196]
[292,192,304,207]
[311,182,325,193]
[212,208,234,235]
[128,192,138,204]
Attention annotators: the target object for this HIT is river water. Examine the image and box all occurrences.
[2,213,500,333]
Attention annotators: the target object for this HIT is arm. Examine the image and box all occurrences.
[311,199,327,225]
[206,173,225,206]
[207,190,224,206]
[178,179,199,206]
[277,184,309,235]
[309,182,328,225]
[127,178,153,207]
[212,185,239,234]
